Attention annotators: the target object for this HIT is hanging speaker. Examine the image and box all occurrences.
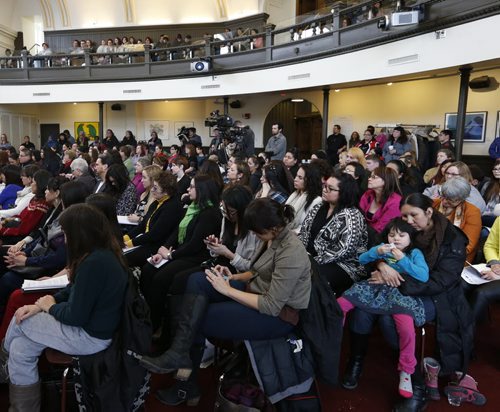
[111,104,122,111]
[469,76,491,90]
[229,100,242,109]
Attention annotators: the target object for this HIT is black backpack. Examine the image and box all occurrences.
[296,256,344,386]
[74,268,153,411]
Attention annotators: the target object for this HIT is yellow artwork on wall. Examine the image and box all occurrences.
[74,122,99,141]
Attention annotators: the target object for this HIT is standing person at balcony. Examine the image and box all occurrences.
[264,123,287,161]
[326,124,347,166]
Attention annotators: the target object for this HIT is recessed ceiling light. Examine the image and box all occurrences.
[334,89,340,92]
[291,98,304,102]
[73,102,77,105]
[164,100,169,102]
[387,82,393,86]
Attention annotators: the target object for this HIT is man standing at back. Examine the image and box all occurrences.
[326,124,346,166]
[265,123,287,161]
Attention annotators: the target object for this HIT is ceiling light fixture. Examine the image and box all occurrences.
[291,98,304,102]
[387,82,393,86]
[334,89,340,92]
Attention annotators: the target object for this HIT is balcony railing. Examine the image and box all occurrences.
[0,0,499,84]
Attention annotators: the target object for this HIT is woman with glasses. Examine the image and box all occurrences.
[359,166,402,234]
[300,172,367,295]
[139,174,222,335]
[433,177,481,263]
[356,129,380,157]
[423,148,455,185]
[480,159,500,227]
[124,172,184,267]
[433,161,485,213]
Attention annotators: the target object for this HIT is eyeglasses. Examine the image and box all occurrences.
[493,168,500,172]
[322,183,340,192]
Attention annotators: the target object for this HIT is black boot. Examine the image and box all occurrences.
[342,332,369,390]
[393,383,428,412]
[156,344,204,406]
[139,294,208,380]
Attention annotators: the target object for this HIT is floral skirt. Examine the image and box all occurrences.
[342,280,426,326]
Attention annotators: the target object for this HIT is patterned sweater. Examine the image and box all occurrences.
[299,203,368,281]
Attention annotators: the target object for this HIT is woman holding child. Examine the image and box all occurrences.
[342,193,475,411]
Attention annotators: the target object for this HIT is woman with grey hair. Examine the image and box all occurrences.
[432,176,481,263]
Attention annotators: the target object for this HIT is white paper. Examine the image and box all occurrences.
[117,215,139,225]
[22,275,69,291]
[147,256,169,268]
[123,245,141,254]
[461,264,491,285]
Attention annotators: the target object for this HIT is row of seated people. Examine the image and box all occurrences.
[0,133,495,409]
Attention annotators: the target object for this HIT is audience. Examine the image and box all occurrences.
[359,166,402,233]
[300,172,367,295]
[285,163,323,233]
[0,117,492,410]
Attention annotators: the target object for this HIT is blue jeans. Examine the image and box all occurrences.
[186,272,294,343]
[4,312,111,385]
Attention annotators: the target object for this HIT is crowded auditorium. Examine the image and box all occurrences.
[0,0,500,411]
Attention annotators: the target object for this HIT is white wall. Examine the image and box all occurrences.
[2,14,500,104]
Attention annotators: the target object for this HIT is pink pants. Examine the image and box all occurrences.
[338,296,416,374]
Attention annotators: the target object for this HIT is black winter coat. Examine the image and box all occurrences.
[399,221,474,375]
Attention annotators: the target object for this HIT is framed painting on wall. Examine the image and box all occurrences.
[145,120,169,143]
[444,112,487,143]
[74,121,99,141]
[496,111,500,138]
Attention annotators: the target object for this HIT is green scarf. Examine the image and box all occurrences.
[177,202,202,244]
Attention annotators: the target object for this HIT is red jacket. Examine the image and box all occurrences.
[1,198,50,238]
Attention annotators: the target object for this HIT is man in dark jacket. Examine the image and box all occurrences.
[326,124,346,166]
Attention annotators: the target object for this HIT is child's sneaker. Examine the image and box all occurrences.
[399,371,413,398]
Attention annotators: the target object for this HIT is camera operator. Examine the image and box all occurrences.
[187,127,202,148]
[233,120,255,157]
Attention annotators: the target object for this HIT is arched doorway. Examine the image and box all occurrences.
[263,99,323,160]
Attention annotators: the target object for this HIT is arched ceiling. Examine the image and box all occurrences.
[2,0,275,32]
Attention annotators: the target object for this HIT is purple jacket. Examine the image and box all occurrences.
[359,190,402,233]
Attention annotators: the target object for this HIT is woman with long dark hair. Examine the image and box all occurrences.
[104,163,138,215]
[300,172,368,295]
[0,170,51,243]
[139,174,222,332]
[343,193,475,411]
[359,166,402,233]
[140,198,311,406]
[480,158,500,227]
[285,163,323,233]
[255,161,293,204]
[382,127,412,163]
[2,204,128,410]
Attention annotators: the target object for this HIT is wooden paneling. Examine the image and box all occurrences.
[43,13,269,54]
[263,99,323,158]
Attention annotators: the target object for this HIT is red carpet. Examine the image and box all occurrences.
[0,306,498,411]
